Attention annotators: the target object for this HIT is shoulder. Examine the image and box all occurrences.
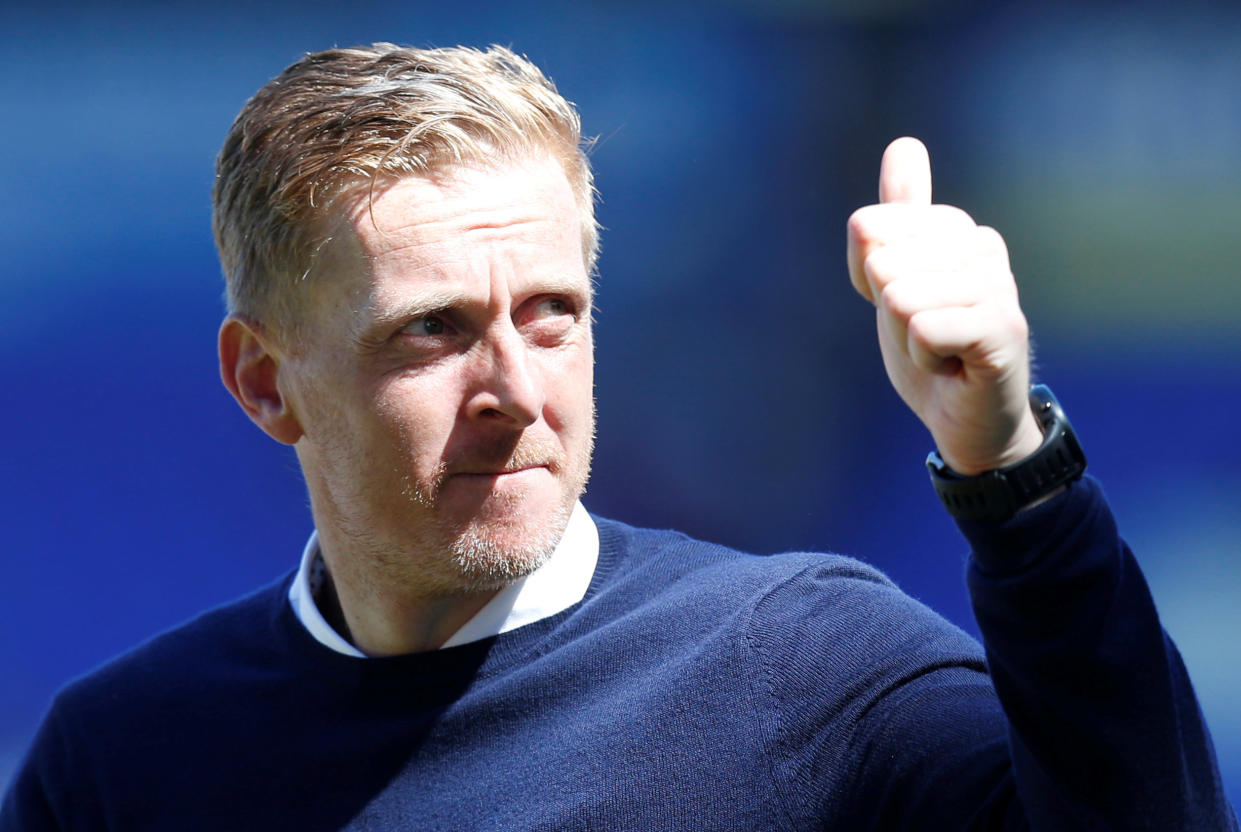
[589,514,979,657]
[8,573,298,823]
[584,516,992,822]
[51,572,297,721]
[592,514,892,590]
[592,513,912,610]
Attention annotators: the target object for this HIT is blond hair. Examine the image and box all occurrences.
[212,43,597,338]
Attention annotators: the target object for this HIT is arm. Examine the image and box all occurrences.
[845,138,1237,829]
[0,708,70,832]
[962,475,1236,829]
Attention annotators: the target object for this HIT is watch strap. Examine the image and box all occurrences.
[926,385,1087,522]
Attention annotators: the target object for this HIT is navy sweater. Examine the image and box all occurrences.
[2,477,1235,830]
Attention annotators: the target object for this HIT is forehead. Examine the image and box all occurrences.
[349,156,577,260]
[307,156,586,322]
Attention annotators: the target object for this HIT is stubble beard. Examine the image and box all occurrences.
[445,491,576,591]
[400,434,593,593]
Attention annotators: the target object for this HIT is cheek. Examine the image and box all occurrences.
[289,361,359,446]
[545,347,595,433]
[372,377,461,460]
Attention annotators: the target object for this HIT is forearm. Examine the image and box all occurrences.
[962,476,1237,830]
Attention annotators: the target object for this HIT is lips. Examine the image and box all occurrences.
[456,459,553,479]
[441,466,552,503]
[451,464,550,479]
[445,439,561,478]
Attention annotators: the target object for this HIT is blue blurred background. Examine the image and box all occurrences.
[2,0,1238,807]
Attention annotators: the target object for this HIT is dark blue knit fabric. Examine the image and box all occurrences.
[2,477,1235,830]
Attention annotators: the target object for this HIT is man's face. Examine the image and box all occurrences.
[283,155,595,593]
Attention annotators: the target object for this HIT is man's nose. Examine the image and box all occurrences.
[465,324,544,428]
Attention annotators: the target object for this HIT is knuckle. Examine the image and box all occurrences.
[849,275,873,302]
[933,204,976,228]
[906,309,934,343]
[1006,309,1030,341]
[863,247,898,290]
[879,281,914,319]
[988,302,1028,342]
[975,225,1009,253]
[846,206,878,243]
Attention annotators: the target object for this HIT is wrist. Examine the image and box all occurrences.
[938,409,1045,477]
[927,385,1087,522]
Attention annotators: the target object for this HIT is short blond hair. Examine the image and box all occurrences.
[212,43,598,338]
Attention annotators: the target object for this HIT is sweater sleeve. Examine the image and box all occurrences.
[960,475,1237,830]
[0,707,72,832]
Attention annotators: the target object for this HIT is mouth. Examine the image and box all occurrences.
[449,464,551,481]
[439,440,562,489]
[440,466,553,503]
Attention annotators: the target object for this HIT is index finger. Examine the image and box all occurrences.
[879,137,932,205]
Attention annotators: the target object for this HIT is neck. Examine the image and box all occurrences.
[315,552,499,655]
[300,470,506,655]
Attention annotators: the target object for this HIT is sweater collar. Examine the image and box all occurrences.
[287,501,599,657]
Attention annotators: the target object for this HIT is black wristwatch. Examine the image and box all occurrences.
[926,385,1087,522]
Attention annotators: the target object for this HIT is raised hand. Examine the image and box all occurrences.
[846,137,1043,476]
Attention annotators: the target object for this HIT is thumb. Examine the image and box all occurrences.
[879,137,932,205]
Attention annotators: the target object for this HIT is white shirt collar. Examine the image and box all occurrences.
[288,501,599,657]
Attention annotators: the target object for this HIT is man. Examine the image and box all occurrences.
[1,43,1234,830]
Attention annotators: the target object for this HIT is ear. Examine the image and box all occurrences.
[218,317,304,445]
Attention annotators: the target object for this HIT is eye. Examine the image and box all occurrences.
[519,295,579,345]
[402,313,453,337]
[531,297,571,320]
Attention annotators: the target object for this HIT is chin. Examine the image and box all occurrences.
[446,498,574,591]
[446,514,563,593]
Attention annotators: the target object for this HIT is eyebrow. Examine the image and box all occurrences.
[358,274,592,335]
[364,289,473,331]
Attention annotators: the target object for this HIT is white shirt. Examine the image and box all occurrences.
[288,501,599,657]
